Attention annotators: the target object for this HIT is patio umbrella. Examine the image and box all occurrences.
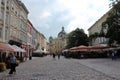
[75,45,90,51]
[89,46,110,51]
[0,43,13,52]
[69,45,90,52]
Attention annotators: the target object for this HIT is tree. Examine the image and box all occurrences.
[66,28,88,48]
[102,0,120,46]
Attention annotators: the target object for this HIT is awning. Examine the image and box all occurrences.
[89,46,110,51]
[70,45,90,52]
[8,44,18,52]
[0,42,13,51]
[12,45,26,52]
[8,44,26,52]
[69,45,110,52]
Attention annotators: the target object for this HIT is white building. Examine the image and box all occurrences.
[88,11,110,46]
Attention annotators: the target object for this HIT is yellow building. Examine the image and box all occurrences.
[49,27,67,54]
[46,42,50,54]
[33,32,47,54]
[52,38,63,53]
[40,33,46,53]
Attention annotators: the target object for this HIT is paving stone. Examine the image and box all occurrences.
[0,56,119,80]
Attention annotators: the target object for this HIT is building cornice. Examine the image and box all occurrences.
[17,0,29,14]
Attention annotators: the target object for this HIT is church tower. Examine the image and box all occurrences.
[58,27,66,40]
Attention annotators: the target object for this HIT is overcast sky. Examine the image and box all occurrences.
[22,0,110,40]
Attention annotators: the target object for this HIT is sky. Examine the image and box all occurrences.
[22,0,110,40]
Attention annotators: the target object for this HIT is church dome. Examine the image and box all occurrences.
[58,27,66,39]
[49,36,53,43]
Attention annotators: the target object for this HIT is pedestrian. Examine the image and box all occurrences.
[111,50,115,60]
[9,52,17,75]
[53,53,56,59]
[114,50,117,60]
[58,53,60,59]
[107,51,110,58]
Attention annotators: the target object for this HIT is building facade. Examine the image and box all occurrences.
[88,11,109,46]
[49,27,67,54]
[0,0,47,60]
[0,0,28,46]
[40,33,46,53]
[33,31,47,54]
[46,42,50,54]
[27,20,33,59]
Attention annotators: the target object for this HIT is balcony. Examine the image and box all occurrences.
[9,36,22,43]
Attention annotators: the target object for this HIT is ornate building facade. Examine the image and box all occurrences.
[0,0,47,61]
[49,27,67,54]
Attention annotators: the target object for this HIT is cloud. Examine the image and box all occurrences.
[40,11,51,19]
[59,0,110,33]
[22,0,110,39]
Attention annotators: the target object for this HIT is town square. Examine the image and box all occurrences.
[0,0,120,80]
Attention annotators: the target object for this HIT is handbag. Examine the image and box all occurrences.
[15,60,20,67]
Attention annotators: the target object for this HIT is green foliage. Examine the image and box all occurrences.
[89,32,99,39]
[102,1,120,45]
[110,0,120,8]
[66,28,88,48]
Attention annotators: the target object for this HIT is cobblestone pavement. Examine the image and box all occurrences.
[0,56,120,80]
[78,58,120,80]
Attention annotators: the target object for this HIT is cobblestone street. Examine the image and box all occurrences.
[0,56,120,80]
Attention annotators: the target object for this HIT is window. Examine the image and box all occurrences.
[0,28,2,38]
[10,28,12,37]
[10,15,13,25]
[5,29,7,40]
[11,2,14,10]
[1,0,4,5]
[15,11,17,15]
[14,30,16,38]
[5,15,8,24]
[12,7,14,10]
[20,32,27,42]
